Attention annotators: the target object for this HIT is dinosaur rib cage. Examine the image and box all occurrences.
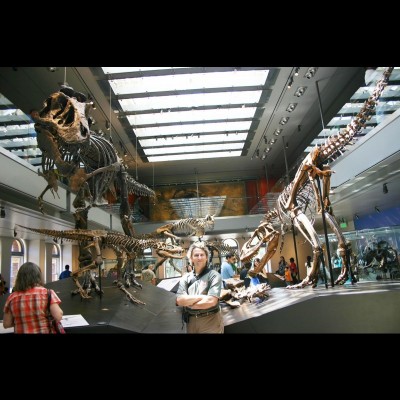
[170,217,215,235]
[80,135,119,204]
[205,240,240,259]
[260,181,316,228]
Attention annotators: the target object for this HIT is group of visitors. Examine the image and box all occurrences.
[275,256,299,286]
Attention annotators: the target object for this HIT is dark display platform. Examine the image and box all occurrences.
[51,277,183,333]
[222,280,400,333]
[3,278,399,333]
[1,277,183,333]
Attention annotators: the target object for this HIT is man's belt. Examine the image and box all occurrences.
[187,308,220,318]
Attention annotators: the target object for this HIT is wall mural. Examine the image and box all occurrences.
[150,182,247,221]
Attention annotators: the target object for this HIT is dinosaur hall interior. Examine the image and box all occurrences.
[0,67,399,333]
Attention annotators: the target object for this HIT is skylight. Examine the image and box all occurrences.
[102,67,270,162]
[304,67,400,154]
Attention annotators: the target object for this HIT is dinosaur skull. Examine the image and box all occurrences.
[31,88,91,144]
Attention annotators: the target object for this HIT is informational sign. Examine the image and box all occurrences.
[157,277,181,291]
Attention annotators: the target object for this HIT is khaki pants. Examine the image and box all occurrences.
[187,311,224,334]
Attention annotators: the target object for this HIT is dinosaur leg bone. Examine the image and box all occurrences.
[289,208,324,289]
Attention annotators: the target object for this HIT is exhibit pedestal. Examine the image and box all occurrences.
[44,276,183,333]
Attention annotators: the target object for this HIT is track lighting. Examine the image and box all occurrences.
[279,117,289,125]
[0,207,5,218]
[105,121,111,130]
[287,77,294,89]
[304,67,318,79]
[286,103,297,112]
[375,206,381,213]
[294,86,306,97]
[383,183,388,194]
[255,149,260,158]
[274,129,282,136]
[47,67,58,72]
[294,67,300,76]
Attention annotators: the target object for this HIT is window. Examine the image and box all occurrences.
[143,247,152,256]
[52,244,60,282]
[10,239,24,290]
[222,238,239,251]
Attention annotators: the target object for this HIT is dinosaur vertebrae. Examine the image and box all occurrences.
[319,67,394,161]
[204,240,239,259]
[16,225,183,258]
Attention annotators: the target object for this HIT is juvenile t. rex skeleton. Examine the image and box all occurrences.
[240,67,394,288]
[147,215,216,273]
[153,214,215,240]
[16,224,185,298]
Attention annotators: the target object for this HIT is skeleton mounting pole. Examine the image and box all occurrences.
[282,135,300,280]
[315,79,334,287]
[315,80,326,131]
[316,177,334,287]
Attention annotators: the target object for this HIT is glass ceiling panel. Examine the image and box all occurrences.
[0,93,40,167]
[135,121,252,137]
[102,67,270,163]
[148,150,242,162]
[102,67,192,74]
[145,142,244,155]
[139,132,247,147]
[304,67,400,156]
[119,91,262,112]
[109,70,269,95]
[128,107,256,126]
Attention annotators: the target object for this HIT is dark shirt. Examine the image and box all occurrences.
[239,268,250,288]
[59,270,71,279]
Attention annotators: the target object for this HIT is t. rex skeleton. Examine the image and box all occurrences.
[16,224,185,298]
[30,85,156,293]
[240,67,394,288]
